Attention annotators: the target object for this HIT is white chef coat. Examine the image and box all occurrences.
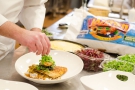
[0,0,47,60]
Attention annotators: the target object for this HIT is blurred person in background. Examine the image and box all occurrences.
[0,0,50,60]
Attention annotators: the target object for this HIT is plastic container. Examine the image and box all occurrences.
[101,59,135,74]
[74,48,110,71]
[117,54,135,65]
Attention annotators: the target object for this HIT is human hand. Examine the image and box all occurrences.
[0,21,50,55]
[17,29,50,55]
[31,28,42,32]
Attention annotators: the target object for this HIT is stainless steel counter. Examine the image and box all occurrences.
[0,46,101,90]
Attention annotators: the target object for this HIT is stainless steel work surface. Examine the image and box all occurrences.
[0,46,100,90]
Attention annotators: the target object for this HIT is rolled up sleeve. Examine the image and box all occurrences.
[19,0,48,30]
[0,14,8,26]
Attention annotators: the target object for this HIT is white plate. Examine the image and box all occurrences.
[0,79,38,90]
[15,50,83,84]
[80,71,135,90]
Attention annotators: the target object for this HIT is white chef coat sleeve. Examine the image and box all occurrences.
[0,14,8,26]
[19,0,48,30]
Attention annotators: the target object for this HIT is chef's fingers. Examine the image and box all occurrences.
[28,43,37,53]
[41,35,48,55]
[35,35,43,55]
[44,36,51,55]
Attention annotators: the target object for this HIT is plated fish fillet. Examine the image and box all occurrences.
[44,66,67,79]
[25,64,67,80]
[25,55,67,80]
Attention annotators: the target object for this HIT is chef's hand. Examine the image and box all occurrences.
[18,28,50,55]
[0,21,50,55]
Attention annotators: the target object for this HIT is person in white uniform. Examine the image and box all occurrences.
[0,0,50,60]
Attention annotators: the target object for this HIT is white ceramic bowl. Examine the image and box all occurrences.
[15,50,83,84]
[0,79,38,90]
[80,71,135,90]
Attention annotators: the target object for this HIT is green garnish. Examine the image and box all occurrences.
[103,60,134,72]
[39,55,55,65]
[118,54,135,64]
[42,29,53,35]
[36,55,55,71]
[116,74,128,81]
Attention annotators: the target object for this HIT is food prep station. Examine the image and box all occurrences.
[0,12,92,90]
[1,1,135,90]
[0,11,108,90]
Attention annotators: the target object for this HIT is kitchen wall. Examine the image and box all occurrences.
[45,0,82,14]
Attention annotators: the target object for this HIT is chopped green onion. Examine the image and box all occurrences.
[118,54,135,64]
[103,60,134,72]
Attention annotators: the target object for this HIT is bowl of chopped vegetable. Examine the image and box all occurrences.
[117,54,135,65]
[80,71,135,90]
[15,50,83,84]
[101,59,135,74]
[100,53,135,74]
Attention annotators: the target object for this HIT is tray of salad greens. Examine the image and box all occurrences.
[100,55,135,74]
